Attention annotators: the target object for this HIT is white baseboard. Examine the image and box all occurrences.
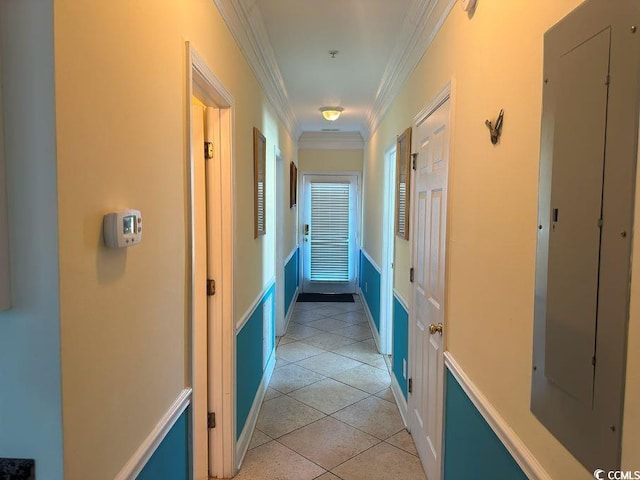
[283,287,299,333]
[114,388,192,480]
[236,352,276,470]
[390,372,409,428]
[359,286,382,353]
[444,352,551,480]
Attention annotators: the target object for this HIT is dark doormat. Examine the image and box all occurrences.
[297,293,354,303]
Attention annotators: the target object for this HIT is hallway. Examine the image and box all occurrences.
[235,296,426,479]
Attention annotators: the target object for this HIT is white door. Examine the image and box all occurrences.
[408,96,451,480]
[301,174,359,294]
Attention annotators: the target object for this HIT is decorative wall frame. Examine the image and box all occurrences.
[253,127,266,237]
[395,127,412,239]
[289,162,297,208]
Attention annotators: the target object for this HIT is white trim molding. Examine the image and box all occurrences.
[390,373,409,427]
[368,0,456,137]
[212,0,299,138]
[361,248,382,274]
[298,132,364,150]
[236,353,276,469]
[284,245,298,265]
[393,289,410,313]
[114,389,192,480]
[444,352,552,480]
[236,277,276,333]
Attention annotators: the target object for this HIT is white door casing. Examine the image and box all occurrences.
[187,43,236,480]
[380,146,397,355]
[408,91,452,480]
[301,173,359,294]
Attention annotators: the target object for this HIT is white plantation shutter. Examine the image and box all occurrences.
[310,182,350,282]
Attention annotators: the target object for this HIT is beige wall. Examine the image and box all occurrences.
[363,1,639,478]
[54,1,294,478]
[299,149,363,174]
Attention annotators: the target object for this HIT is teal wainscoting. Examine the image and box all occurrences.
[392,296,408,400]
[236,284,275,438]
[136,409,189,480]
[359,251,381,332]
[284,248,299,316]
[444,370,527,480]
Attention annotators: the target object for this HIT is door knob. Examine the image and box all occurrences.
[429,323,443,335]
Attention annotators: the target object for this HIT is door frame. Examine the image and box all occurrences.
[299,171,361,294]
[380,144,397,355]
[186,43,236,480]
[274,147,286,336]
[407,80,455,480]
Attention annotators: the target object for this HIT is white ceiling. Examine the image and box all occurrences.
[214,0,455,139]
[258,0,412,134]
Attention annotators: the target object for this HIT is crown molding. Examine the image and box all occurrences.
[298,132,364,150]
[366,0,456,137]
[213,0,299,138]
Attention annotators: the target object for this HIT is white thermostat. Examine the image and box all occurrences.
[103,209,142,248]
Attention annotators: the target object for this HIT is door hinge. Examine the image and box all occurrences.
[204,141,214,160]
[410,267,414,283]
[411,153,418,170]
[598,218,603,228]
[208,412,216,429]
[207,279,216,296]
[592,356,596,367]
[408,378,413,394]
[605,74,610,86]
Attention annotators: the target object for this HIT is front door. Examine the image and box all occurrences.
[301,174,359,294]
[408,95,451,480]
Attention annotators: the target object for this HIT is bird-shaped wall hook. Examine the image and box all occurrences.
[485,109,504,145]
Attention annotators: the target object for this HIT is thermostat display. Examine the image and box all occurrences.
[103,209,142,248]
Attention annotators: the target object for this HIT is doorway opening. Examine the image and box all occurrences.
[187,43,235,480]
[300,173,360,294]
[379,146,397,355]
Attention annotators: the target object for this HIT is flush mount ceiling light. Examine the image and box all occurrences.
[320,106,344,121]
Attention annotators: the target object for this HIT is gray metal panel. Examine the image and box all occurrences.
[532,0,640,472]
[545,28,610,405]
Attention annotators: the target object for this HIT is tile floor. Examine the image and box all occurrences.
[234,295,427,480]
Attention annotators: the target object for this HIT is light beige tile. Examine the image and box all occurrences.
[334,324,373,341]
[374,388,395,403]
[276,341,325,363]
[332,442,426,480]
[333,341,382,366]
[314,303,356,315]
[331,364,390,394]
[248,429,272,450]
[331,311,368,324]
[306,317,351,333]
[301,332,358,351]
[331,396,404,440]
[297,351,363,376]
[256,395,325,438]
[269,364,326,394]
[385,429,418,456]
[289,378,370,414]
[264,388,283,400]
[286,323,325,340]
[275,357,291,368]
[290,309,328,324]
[368,357,389,370]
[234,440,325,480]
[279,335,298,345]
[315,473,342,480]
[293,302,323,312]
[279,417,379,469]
